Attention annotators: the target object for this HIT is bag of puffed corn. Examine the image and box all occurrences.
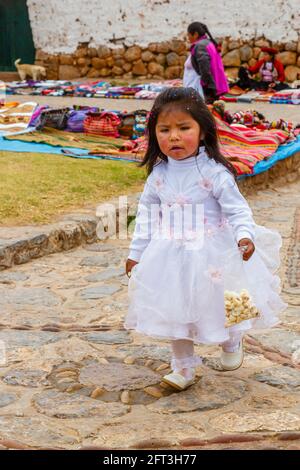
[221,248,260,328]
[224,288,259,327]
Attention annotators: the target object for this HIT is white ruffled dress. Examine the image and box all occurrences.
[125,148,287,344]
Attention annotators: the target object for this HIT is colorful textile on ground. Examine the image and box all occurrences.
[270,89,300,105]
[4,127,146,159]
[213,101,294,133]
[5,79,182,100]
[5,78,299,105]
[247,135,300,177]
[0,101,37,135]
[5,111,290,175]
[220,87,300,105]
[1,134,299,177]
[214,112,289,174]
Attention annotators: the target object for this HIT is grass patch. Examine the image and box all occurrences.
[0,151,146,226]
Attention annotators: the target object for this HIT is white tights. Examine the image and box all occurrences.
[171,340,202,379]
[221,332,242,352]
[171,332,242,377]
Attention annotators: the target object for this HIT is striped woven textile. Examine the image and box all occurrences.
[83,112,121,137]
[214,113,289,174]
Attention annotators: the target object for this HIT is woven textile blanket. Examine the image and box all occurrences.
[0,102,37,135]
[214,113,289,174]
[4,127,146,160]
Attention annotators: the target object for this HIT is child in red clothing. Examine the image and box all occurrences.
[237,47,289,91]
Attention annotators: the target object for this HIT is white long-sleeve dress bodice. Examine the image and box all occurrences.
[183,55,204,97]
[125,148,287,344]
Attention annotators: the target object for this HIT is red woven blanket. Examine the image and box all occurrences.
[214,113,289,174]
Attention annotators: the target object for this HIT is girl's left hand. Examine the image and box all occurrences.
[238,238,255,261]
[126,258,139,277]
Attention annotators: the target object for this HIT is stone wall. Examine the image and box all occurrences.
[35,38,300,82]
[27,0,299,53]
[238,152,300,197]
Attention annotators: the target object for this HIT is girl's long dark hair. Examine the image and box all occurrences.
[187,22,218,49]
[140,87,237,178]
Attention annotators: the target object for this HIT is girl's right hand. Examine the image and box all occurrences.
[238,238,255,261]
[126,259,139,278]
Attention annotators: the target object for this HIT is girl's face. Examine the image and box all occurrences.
[264,52,272,62]
[156,109,201,160]
[187,32,199,43]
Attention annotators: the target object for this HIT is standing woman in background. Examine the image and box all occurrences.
[184,22,229,103]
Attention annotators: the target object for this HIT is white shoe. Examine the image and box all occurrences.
[162,370,196,391]
[220,340,244,371]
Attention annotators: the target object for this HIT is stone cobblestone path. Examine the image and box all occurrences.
[0,180,300,450]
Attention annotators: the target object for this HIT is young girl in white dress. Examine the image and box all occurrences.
[125,87,287,391]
